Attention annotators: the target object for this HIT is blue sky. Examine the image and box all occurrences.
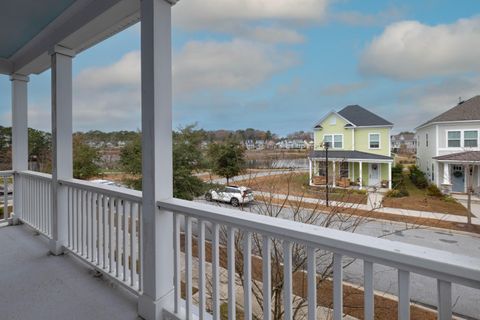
[1,0,479,136]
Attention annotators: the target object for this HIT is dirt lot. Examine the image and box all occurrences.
[238,172,368,205]
[260,195,480,234]
[382,175,468,216]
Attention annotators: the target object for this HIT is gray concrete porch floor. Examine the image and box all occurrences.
[0,224,139,320]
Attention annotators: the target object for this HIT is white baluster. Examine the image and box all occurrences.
[283,241,292,320]
[262,236,271,320]
[307,247,317,320]
[333,253,343,320]
[363,261,374,320]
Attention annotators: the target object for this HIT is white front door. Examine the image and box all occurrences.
[369,163,380,187]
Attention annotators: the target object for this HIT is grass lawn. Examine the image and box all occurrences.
[237,172,368,205]
[382,174,468,216]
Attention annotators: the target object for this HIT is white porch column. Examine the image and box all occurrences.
[138,0,176,319]
[10,74,29,223]
[332,161,336,187]
[359,161,363,189]
[388,162,392,189]
[49,45,75,255]
[308,158,312,185]
[443,163,451,184]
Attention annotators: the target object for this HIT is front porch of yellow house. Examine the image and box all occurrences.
[308,150,393,190]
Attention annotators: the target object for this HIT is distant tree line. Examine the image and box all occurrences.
[120,124,246,200]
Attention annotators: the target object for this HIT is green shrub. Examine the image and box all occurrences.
[409,165,428,189]
[443,195,457,203]
[391,164,407,191]
[426,184,443,197]
[385,188,409,198]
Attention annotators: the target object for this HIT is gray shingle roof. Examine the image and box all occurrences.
[433,151,480,162]
[309,150,393,161]
[417,95,480,128]
[338,105,393,127]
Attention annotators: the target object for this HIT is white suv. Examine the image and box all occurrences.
[205,186,254,207]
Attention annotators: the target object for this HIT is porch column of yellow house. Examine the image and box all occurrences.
[332,161,336,187]
[359,161,363,189]
[308,158,313,185]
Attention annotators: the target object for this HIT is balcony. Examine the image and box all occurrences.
[1,170,479,320]
[1,1,480,320]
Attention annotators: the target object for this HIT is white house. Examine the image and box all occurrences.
[415,96,480,193]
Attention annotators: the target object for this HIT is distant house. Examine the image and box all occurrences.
[415,95,480,193]
[275,139,305,150]
[244,139,255,150]
[391,133,416,154]
[308,105,394,189]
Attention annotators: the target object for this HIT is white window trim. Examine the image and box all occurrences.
[368,133,381,150]
[446,129,479,149]
[323,134,344,149]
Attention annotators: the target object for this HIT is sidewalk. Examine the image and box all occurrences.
[253,191,480,226]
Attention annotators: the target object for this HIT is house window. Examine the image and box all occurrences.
[464,130,478,148]
[369,133,380,149]
[447,131,461,147]
[323,134,343,149]
[334,135,342,148]
[339,162,349,178]
[432,164,434,181]
[426,133,428,147]
[330,117,337,125]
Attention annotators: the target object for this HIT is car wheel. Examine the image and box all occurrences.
[230,198,240,207]
[205,193,213,201]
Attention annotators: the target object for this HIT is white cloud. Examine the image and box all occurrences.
[245,26,305,44]
[360,16,480,80]
[332,7,405,27]
[69,36,297,130]
[321,82,368,96]
[173,0,328,32]
[75,51,140,91]
[400,76,480,114]
[174,39,298,94]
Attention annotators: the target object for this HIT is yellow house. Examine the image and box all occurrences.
[309,105,394,189]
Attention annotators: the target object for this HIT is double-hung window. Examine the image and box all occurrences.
[447,131,461,147]
[369,133,380,149]
[464,130,478,147]
[323,134,343,149]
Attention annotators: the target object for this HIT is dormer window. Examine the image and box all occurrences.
[330,117,336,125]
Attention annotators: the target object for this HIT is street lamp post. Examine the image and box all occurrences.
[323,141,330,207]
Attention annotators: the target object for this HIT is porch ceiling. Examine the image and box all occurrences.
[0,224,138,319]
[0,0,76,59]
[0,0,140,75]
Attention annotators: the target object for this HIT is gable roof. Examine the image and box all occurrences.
[338,105,393,127]
[313,105,393,129]
[417,95,480,129]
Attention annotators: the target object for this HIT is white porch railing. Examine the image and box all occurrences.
[158,198,480,320]
[59,178,143,293]
[0,170,13,224]
[17,170,52,237]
